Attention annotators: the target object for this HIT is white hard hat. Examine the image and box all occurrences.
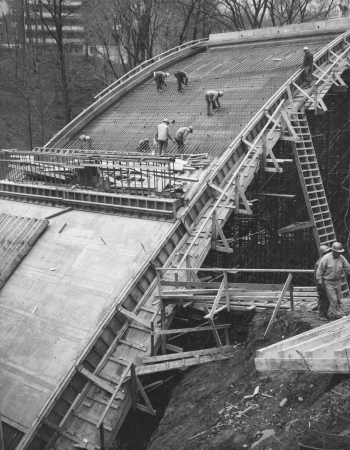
[166,72,170,77]
[303,46,309,50]
[189,126,193,132]
[163,118,170,124]
[219,90,224,96]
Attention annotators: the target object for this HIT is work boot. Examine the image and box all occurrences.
[207,113,213,116]
[317,316,328,322]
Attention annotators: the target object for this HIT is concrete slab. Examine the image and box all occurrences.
[0,200,172,430]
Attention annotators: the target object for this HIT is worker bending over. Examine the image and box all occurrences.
[314,245,331,321]
[174,71,188,93]
[302,46,313,89]
[316,242,350,319]
[205,90,224,115]
[174,126,193,153]
[155,118,175,155]
[339,2,349,17]
[154,71,170,92]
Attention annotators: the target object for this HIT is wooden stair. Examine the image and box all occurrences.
[290,111,349,297]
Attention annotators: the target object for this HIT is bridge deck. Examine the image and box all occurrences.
[58,36,333,157]
[0,200,171,433]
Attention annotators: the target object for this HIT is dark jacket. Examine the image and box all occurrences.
[303,51,313,67]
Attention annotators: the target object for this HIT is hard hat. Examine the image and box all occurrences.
[331,242,345,252]
[163,118,170,124]
[144,138,149,142]
[218,90,224,96]
[303,46,309,50]
[319,245,330,254]
[189,126,193,132]
[166,72,170,77]
[139,140,144,144]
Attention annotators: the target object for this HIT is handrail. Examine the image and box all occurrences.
[95,38,208,99]
[157,268,313,273]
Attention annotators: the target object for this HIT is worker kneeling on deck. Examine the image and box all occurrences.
[302,47,313,89]
[205,90,223,115]
[314,245,331,321]
[174,126,193,153]
[174,70,188,92]
[154,71,170,92]
[316,242,350,319]
[137,138,150,153]
[155,118,175,156]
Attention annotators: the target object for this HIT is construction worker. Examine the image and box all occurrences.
[314,245,331,321]
[137,138,150,153]
[302,47,313,89]
[316,242,350,319]
[174,126,193,153]
[174,70,188,93]
[339,2,349,17]
[205,90,224,115]
[155,118,175,156]
[154,71,170,92]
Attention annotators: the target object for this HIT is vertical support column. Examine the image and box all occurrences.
[150,320,155,356]
[156,269,166,355]
[131,363,137,412]
[186,256,192,281]
[261,131,268,171]
[290,283,294,311]
[99,424,105,450]
[211,211,217,250]
[223,271,230,311]
[0,412,4,450]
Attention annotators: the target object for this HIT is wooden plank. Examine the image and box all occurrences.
[264,274,293,339]
[152,324,230,335]
[96,361,133,428]
[143,346,237,364]
[165,343,183,353]
[44,207,72,220]
[256,317,350,358]
[135,377,156,416]
[255,357,350,373]
[305,334,350,358]
[117,306,151,329]
[78,367,115,395]
[136,352,234,375]
[74,411,113,432]
[278,323,350,358]
[119,339,147,352]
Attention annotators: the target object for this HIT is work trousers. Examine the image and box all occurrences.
[317,285,330,317]
[175,138,185,153]
[205,96,217,114]
[155,76,163,91]
[303,65,313,84]
[158,140,168,155]
[324,280,343,318]
[177,76,188,92]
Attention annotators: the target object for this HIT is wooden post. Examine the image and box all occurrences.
[186,256,191,281]
[224,328,230,346]
[262,131,267,170]
[99,423,105,450]
[131,363,137,412]
[264,273,293,339]
[160,297,166,355]
[150,320,155,356]
[211,210,217,250]
[290,282,294,311]
[223,271,230,311]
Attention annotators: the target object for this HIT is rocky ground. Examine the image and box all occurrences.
[147,310,350,450]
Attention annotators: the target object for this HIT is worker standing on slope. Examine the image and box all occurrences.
[314,245,331,321]
[316,242,350,319]
[155,118,175,155]
[174,70,188,93]
[302,47,313,89]
[154,71,170,92]
[174,126,193,153]
[205,90,224,115]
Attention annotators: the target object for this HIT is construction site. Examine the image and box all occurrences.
[1,16,350,450]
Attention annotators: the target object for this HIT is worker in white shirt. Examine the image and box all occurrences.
[316,242,350,318]
[154,118,175,155]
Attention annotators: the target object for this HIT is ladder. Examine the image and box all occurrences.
[290,110,349,297]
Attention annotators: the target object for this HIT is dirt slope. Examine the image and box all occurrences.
[147,311,350,450]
